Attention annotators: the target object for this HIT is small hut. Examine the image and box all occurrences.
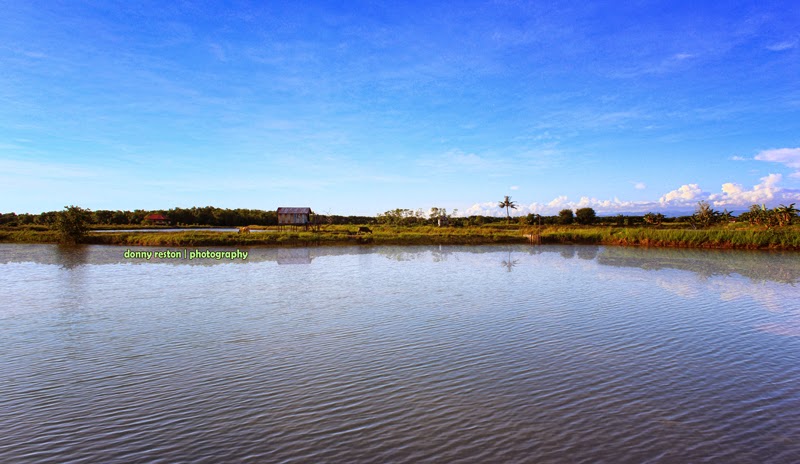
[277,207,311,229]
[144,214,169,226]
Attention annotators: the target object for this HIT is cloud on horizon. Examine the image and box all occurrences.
[659,184,705,206]
[463,174,800,217]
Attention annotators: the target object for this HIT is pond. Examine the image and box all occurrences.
[1,244,798,463]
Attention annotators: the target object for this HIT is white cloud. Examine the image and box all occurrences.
[462,174,800,217]
[767,40,798,51]
[510,186,519,191]
[708,174,791,207]
[730,155,746,161]
[450,151,486,166]
[633,182,646,190]
[463,201,506,217]
[754,147,800,177]
[659,184,704,205]
[464,196,657,217]
[417,149,495,173]
[547,195,569,208]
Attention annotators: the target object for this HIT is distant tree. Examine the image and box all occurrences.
[687,201,720,229]
[93,210,115,225]
[34,211,58,226]
[558,209,574,225]
[16,213,34,225]
[429,207,453,226]
[525,213,542,226]
[498,196,518,223]
[469,215,485,226]
[742,203,796,228]
[643,212,665,227]
[575,207,596,225]
[378,208,419,226]
[0,212,18,226]
[55,205,91,244]
[775,203,798,226]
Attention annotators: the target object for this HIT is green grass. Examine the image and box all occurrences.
[0,229,60,243]
[538,226,800,249]
[1,224,798,250]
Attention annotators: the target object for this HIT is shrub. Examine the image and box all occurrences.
[575,208,596,225]
[55,205,91,244]
[643,212,665,226]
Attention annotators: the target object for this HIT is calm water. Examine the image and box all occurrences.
[94,228,244,233]
[1,244,799,463]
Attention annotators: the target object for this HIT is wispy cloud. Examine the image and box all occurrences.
[632,182,646,190]
[609,52,698,78]
[767,40,797,51]
[208,42,227,62]
[0,159,107,179]
[416,149,499,174]
[754,147,800,177]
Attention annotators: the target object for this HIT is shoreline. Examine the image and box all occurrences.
[1,226,799,251]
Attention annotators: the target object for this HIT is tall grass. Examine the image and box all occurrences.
[538,226,800,249]
[1,225,798,249]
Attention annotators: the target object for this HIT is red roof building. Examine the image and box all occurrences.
[145,214,169,225]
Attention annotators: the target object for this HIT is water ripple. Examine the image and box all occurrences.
[1,245,799,463]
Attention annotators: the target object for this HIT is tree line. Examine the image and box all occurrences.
[0,207,375,228]
[2,202,796,231]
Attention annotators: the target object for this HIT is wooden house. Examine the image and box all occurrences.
[277,207,311,228]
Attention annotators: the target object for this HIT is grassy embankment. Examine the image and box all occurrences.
[537,225,800,250]
[1,223,799,249]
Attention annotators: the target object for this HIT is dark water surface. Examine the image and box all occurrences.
[1,244,799,463]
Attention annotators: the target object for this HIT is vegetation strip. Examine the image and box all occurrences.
[1,202,798,250]
[2,226,799,250]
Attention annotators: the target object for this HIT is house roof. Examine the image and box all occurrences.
[277,207,311,214]
[146,214,167,220]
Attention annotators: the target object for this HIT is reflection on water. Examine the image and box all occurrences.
[93,228,242,233]
[53,244,90,269]
[595,245,800,283]
[575,245,598,261]
[501,248,519,272]
[276,248,313,265]
[3,243,798,285]
[1,244,799,463]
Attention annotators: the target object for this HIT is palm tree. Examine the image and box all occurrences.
[775,203,798,227]
[498,195,518,223]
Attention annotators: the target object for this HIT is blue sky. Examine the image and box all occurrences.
[1,0,799,216]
